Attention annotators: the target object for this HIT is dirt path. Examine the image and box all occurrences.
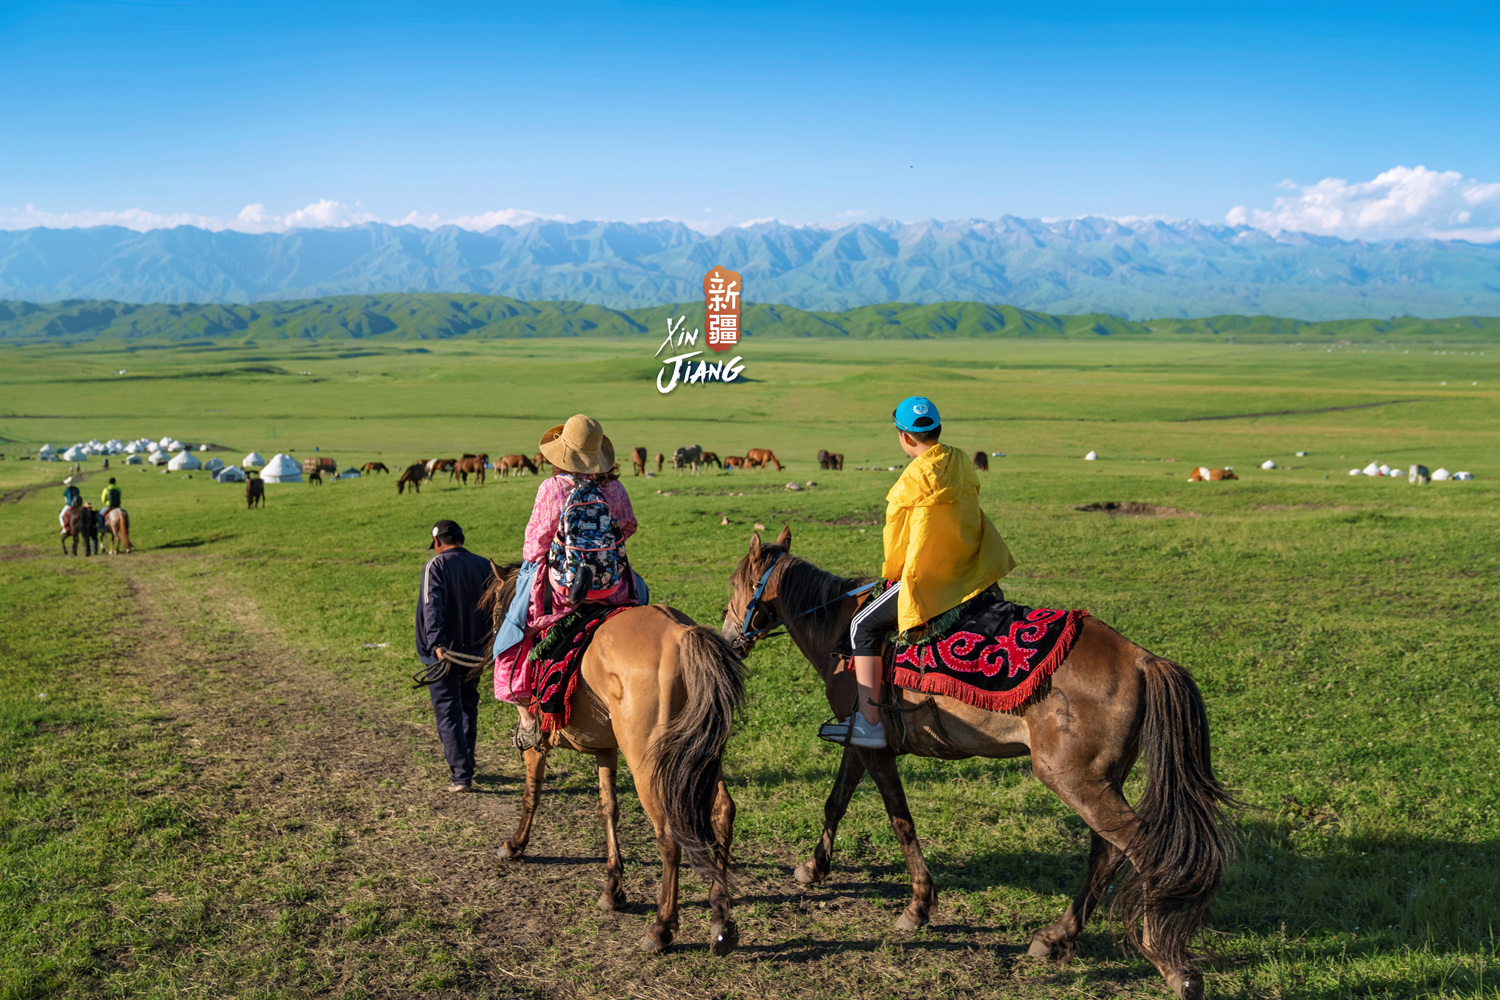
[84,553,1131,999]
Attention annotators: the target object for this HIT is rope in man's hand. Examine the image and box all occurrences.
[410,648,492,688]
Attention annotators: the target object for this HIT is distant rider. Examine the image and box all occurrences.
[818,396,1017,748]
[101,477,122,512]
[59,476,82,527]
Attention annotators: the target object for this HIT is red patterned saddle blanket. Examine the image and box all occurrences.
[889,587,1086,713]
[527,604,631,732]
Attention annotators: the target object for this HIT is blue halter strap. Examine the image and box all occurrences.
[739,551,878,641]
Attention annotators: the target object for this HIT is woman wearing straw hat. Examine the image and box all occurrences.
[492,414,644,749]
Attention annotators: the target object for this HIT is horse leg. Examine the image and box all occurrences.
[796,746,866,885]
[708,776,739,956]
[859,747,936,932]
[635,786,680,954]
[499,746,548,859]
[595,749,627,910]
[1026,829,1127,963]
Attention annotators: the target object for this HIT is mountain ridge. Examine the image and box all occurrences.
[3,293,1496,347]
[1,218,1498,320]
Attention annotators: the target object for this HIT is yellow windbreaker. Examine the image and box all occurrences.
[881,443,1016,631]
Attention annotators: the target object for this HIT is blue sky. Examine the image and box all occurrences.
[1,1,1497,238]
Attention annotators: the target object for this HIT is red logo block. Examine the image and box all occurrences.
[703,265,742,352]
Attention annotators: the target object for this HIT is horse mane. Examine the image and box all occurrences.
[479,560,523,638]
[739,545,872,635]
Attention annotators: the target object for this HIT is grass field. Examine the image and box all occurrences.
[2,334,1498,999]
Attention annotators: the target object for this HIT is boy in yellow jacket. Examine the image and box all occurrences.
[819,396,1016,748]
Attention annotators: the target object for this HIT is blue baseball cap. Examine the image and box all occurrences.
[893,396,941,433]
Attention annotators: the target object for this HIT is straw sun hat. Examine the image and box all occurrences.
[538,414,615,475]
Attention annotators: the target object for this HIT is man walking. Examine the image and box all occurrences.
[415,519,493,792]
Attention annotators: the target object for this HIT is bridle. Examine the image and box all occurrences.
[729,550,878,651]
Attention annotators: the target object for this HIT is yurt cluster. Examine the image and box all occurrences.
[36,438,303,484]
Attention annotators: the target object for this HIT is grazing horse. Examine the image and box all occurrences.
[723,456,749,469]
[1188,467,1237,482]
[700,451,723,469]
[495,454,539,477]
[673,445,703,475]
[309,468,323,485]
[453,455,488,486]
[817,449,833,469]
[481,565,745,956]
[426,458,457,479]
[104,507,132,554]
[397,463,426,494]
[745,448,782,471]
[362,461,390,475]
[532,453,551,473]
[972,451,989,472]
[723,528,1233,1000]
[245,478,266,509]
[59,502,88,555]
[631,446,649,476]
[655,453,664,473]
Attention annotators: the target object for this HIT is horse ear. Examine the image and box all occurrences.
[775,524,792,551]
[749,531,762,560]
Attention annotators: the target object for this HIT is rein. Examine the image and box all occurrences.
[410,647,491,688]
[738,551,878,643]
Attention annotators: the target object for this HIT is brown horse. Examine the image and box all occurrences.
[59,502,87,555]
[700,451,723,469]
[532,453,551,472]
[655,453,664,473]
[246,477,266,508]
[723,456,749,469]
[453,455,488,486]
[362,461,390,475]
[631,446,649,476]
[495,454,539,477]
[396,463,425,494]
[723,528,1232,1000]
[481,566,745,955]
[104,507,132,554]
[745,448,782,471]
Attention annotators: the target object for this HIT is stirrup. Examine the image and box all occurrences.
[511,721,547,752]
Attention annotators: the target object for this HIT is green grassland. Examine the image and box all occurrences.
[2,332,1498,999]
[5,292,1500,346]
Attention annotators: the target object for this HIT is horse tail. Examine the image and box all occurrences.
[1114,656,1236,973]
[651,626,745,887]
[117,510,131,552]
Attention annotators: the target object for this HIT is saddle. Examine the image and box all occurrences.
[527,603,632,732]
[844,584,1086,716]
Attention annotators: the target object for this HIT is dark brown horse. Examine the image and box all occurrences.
[631,446,649,475]
[655,453,664,473]
[745,448,782,471]
[723,456,750,469]
[245,477,266,508]
[723,528,1232,1000]
[481,566,744,955]
[397,463,425,494]
[59,502,87,555]
[453,455,488,485]
[532,452,551,472]
[308,468,323,485]
[495,454,539,477]
[701,451,723,469]
[362,461,390,475]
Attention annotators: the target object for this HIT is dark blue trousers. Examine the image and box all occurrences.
[428,670,480,785]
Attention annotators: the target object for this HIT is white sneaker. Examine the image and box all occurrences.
[817,714,887,748]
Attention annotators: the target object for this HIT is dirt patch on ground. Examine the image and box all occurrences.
[1074,502,1199,518]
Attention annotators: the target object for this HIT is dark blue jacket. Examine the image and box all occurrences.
[415,547,494,666]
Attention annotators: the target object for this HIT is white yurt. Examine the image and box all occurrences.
[260,453,302,483]
[1362,461,1382,476]
[1261,459,1277,470]
[125,441,143,454]
[203,457,225,473]
[1454,471,1474,481]
[1432,468,1452,481]
[168,450,202,471]
[216,465,246,482]
[1084,450,1099,461]
[38,443,56,457]
[124,453,142,465]
[148,451,168,466]
[243,451,265,469]
[198,444,209,451]
[62,445,87,462]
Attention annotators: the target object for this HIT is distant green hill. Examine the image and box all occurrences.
[1,293,1497,346]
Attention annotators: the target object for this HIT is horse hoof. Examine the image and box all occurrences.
[498,841,522,861]
[1172,973,1204,1000]
[1028,934,1056,960]
[638,934,664,955]
[894,909,926,933]
[598,889,625,911]
[794,861,821,885]
[709,919,740,956]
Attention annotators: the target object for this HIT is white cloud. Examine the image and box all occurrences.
[0,200,569,234]
[0,204,225,230]
[1227,165,1500,242]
